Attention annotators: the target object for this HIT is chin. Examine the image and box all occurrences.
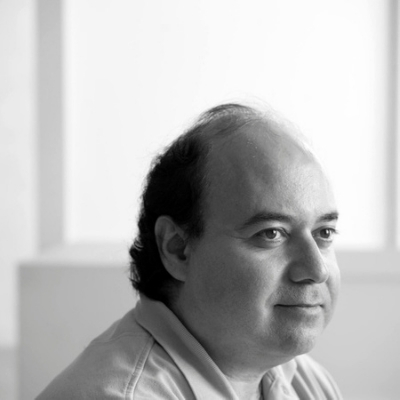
[273,327,322,358]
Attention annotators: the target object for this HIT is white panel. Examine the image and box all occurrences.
[398,0,400,249]
[65,0,389,249]
[0,0,36,346]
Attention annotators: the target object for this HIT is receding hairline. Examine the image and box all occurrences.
[187,103,314,157]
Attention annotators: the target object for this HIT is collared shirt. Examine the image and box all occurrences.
[36,296,342,400]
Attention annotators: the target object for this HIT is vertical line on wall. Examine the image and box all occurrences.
[37,0,64,249]
[387,0,399,250]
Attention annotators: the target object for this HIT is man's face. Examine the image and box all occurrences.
[178,124,340,363]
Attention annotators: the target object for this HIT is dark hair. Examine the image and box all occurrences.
[129,103,263,304]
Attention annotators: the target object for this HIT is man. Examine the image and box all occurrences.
[37,103,342,399]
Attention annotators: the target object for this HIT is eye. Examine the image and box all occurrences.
[250,228,288,248]
[257,228,285,240]
[315,227,338,241]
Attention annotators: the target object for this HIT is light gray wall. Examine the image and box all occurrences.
[19,244,135,400]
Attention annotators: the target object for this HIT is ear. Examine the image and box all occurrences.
[154,216,190,282]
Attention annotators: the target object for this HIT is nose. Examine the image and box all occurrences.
[287,237,330,284]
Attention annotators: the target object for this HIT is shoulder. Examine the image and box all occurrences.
[291,354,343,400]
[36,309,193,400]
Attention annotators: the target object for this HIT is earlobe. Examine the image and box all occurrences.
[154,216,189,282]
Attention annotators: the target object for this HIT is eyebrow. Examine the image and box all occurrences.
[238,211,339,230]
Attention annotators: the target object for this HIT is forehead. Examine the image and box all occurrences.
[204,123,336,227]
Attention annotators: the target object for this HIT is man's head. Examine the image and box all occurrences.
[130,103,340,369]
[129,104,265,303]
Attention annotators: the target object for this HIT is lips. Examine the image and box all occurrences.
[277,304,321,307]
[275,292,324,308]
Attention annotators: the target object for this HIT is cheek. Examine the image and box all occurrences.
[194,244,277,309]
[324,263,341,324]
[195,253,245,305]
[329,264,341,304]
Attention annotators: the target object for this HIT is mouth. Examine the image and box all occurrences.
[275,304,323,316]
[277,304,321,308]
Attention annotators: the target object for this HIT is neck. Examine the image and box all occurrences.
[170,296,293,377]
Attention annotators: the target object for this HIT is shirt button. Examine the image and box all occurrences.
[282,385,290,395]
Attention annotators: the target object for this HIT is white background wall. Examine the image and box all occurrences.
[65,0,390,250]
